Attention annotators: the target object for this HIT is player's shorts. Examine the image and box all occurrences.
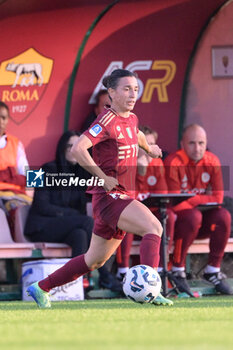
[92,191,134,240]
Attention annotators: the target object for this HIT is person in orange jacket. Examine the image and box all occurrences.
[164,124,232,295]
[0,101,32,217]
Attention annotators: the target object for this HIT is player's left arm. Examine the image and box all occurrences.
[137,130,162,158]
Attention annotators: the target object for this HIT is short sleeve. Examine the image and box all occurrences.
[83,114,111,146]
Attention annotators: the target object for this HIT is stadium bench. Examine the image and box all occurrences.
[0,206,72,259]
[129,236,233,255]
[0,207,72,300]
[3,203,233,262]
[0,208,36,258]
[14,205,72,258]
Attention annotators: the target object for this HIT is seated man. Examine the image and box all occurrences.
[164,123,232,295]
[0,101,32,221]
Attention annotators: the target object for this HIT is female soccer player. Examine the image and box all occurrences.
[27,69,173,307]
[25,130,122,292]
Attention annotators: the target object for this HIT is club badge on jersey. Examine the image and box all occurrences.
[89,124,102,137]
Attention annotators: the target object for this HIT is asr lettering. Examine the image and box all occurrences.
[89,60,176,104]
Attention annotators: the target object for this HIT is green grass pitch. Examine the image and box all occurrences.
[0,296,233,350]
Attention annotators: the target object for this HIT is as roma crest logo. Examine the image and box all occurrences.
[0,48,53,124]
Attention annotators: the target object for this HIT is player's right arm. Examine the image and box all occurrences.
[71,134,118,192]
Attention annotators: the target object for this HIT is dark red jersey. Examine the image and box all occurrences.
[164,149,224,211]
[84,108,139,196]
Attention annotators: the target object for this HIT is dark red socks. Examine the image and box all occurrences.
[140,233,161,268]
[39,254,90,292]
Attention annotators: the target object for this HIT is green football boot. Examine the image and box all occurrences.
[152,293,173,306]
[27,282,51,309]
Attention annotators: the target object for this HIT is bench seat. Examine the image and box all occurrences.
[0,208,72,259]
[130,237,233,255]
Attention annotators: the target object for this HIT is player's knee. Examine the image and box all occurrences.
[154,220,163,237]
[142,217,163,237]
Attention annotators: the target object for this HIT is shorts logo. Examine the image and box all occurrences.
[109,192,130,200]
[119,194,130,199]
[26,168,45,187]
[89,124,102,137]
[109,193,119,199]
